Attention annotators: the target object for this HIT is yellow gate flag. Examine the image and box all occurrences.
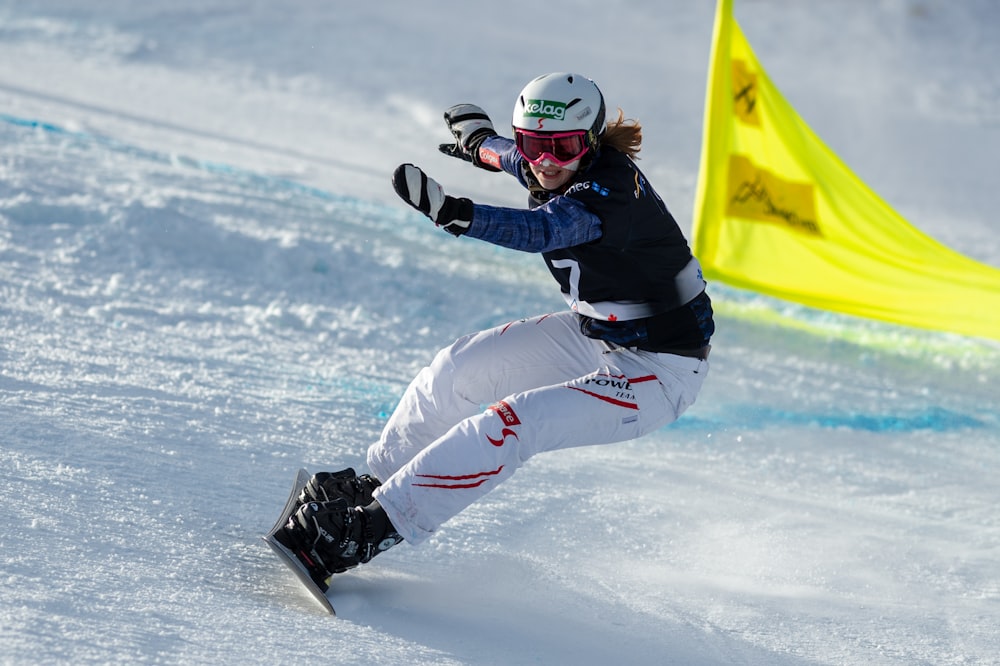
[692,0,1000,341]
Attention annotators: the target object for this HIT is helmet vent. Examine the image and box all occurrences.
[566,97,583,110]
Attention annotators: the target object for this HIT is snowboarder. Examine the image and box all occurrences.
[274,72,715,585]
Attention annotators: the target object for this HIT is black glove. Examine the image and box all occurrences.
[438,104,501,172]
[392,164,474,237]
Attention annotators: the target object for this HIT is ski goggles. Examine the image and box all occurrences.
[514,128,590,167]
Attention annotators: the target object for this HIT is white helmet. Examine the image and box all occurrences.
[512,72,606,148]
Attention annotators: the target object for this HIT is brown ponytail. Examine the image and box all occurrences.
[600,108,642,159]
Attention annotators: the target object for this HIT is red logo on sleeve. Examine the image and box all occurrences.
[479,149,501,170]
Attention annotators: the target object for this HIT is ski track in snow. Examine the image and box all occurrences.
[2,2,1000,665]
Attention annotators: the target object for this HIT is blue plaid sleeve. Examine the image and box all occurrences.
[466,196,603,253]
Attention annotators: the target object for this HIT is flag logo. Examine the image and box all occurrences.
[726,155,821,237]
[732,60,759,126]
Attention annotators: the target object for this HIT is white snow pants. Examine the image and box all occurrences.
[367,311,708,544]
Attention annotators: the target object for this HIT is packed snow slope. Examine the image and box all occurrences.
[1,2,999,665]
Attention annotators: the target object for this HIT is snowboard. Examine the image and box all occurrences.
[262,468,336,615]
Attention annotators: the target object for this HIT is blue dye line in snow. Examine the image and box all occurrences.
[0,111,351,205]
[1,110,423,241]
[676,405,984,433]
[0,114,67,134]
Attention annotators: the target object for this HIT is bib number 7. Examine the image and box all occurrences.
[550,258,581,311]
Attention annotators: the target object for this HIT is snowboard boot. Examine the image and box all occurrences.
[297,468,381,509]
[277,497,403,583]
[272,499,349,592]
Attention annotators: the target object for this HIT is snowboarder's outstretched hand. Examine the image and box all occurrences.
[438,104,500,172]
[392,164,473,237]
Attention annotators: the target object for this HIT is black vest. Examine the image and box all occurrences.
[528,149,713,349]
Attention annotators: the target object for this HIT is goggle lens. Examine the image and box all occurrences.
[515,130,589,167]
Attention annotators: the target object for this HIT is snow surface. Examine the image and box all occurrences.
[2,1,999,664]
